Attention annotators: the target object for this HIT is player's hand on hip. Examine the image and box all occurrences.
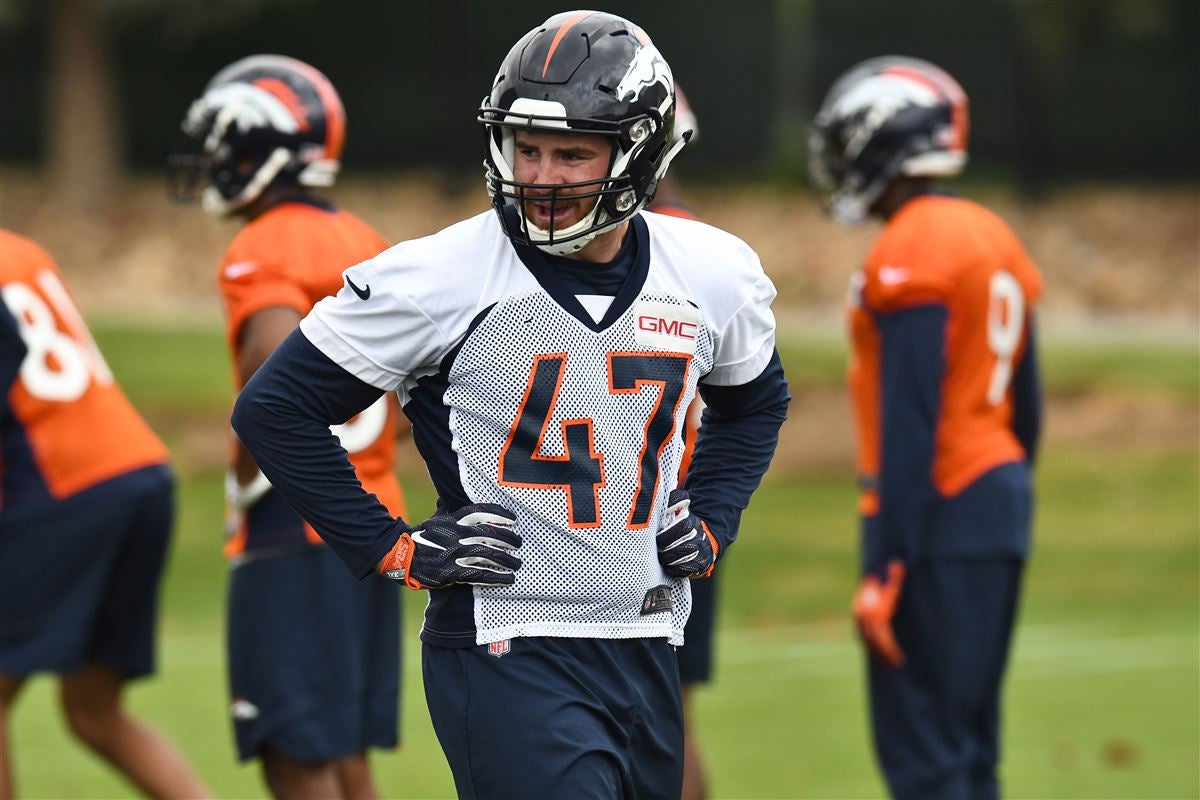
[377,504,521,590]
[852,559,906,668]
[656,489,720,579]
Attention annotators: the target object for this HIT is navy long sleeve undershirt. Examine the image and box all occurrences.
[0,299,27,397]
[870,304,1042,568]
[876,305,947,566]
[1011,316,1042,464]
[688,348,791,556]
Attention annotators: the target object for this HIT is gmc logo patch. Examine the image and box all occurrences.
[632,300,702,353]
[637,316,697,340]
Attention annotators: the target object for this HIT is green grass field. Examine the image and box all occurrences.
[7,322,1198,799]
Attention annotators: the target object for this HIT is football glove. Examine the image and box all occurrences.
[377,504,522,590]
[655,489,720,579]
[852,559,907,668]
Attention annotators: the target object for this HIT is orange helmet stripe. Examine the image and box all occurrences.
[285,58,346,160]
[884,64,969,150]
[542,11,593,79]
[252,77,311,133]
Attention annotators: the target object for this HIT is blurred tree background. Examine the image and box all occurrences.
[0,0,1195,321]
[1,0,1197,212]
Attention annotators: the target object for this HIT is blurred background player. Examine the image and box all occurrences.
[809,57,1043,799]
[170,55,405,799]
[0,230,210,800]
[647,85,714,800]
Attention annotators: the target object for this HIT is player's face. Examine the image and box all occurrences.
[513,129,612,231]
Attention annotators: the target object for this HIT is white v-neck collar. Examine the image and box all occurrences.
[575,294,614,324]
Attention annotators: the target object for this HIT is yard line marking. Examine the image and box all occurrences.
[154,620,1197,679]
[721,640,856,663]
[1014,632,1193,659]
[713,627,1198,680]
[716,618,1116,650]
[1015,648,1197,679]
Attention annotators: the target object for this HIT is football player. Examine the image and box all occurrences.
[170,55,405,799]
[230,12,790,798]
[647,86,715,800]
[0,231,210,800]
[809,57,1043,799]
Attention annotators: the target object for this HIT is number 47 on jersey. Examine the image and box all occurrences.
[498,350,692,531]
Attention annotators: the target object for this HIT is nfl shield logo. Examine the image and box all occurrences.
[488,639,511,658]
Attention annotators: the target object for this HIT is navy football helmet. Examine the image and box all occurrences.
[170,54,345,217]
[809,56,968,225]
[479,11,689,254]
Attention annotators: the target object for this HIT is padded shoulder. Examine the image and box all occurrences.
[643,212,778,386]
[863,195,1042,312]
[0,230,58,282]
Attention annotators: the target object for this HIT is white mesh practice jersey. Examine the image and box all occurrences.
[300,210,777,646]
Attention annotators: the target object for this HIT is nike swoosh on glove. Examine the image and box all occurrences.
[655,489,719,579]
[852,559,906,668]
[377,504,522,590]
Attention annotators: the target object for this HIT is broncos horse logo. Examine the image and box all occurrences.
[833,73,942,162]
[615,43,674,107]
[185,82,307,154]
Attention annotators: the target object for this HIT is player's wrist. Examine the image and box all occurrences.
[697,519,719,578]
[376,526,425,590]
[853,560,905,620]
[375,531,411,578]
[862,556,905,583]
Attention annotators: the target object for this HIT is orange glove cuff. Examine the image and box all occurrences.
[377,532,423,590]
[698,520,719,579]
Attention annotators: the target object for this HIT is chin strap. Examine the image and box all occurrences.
[527,200,610,255]
[655,128,692,184]
[532,213,625,255]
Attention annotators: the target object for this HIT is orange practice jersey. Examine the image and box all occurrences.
[676,397,702,485]
[1,230,168,506]
[218,202,404,555]
[649,204,701,222]
[847,195,1043,515]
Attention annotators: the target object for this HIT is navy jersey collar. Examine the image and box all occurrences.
[509,212,650,333]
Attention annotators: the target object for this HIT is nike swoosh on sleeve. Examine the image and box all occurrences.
[223,261,259,280]
[345,275,371,300]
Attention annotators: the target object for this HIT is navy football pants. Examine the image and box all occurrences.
[424,636,683,800]
[226,546,400,763]
[868,558,1024,800]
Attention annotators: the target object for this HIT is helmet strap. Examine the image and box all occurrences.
[655,130,691,184]
[298,159,340,188]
